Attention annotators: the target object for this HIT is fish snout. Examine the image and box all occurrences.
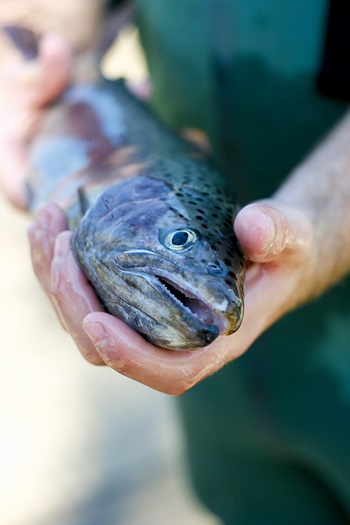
[204,278,244,336]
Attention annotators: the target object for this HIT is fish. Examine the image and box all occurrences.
[5,25,245,350]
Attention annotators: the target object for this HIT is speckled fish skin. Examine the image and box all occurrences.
[27,79,245,350]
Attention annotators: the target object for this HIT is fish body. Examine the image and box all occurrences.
[26,77,244,349]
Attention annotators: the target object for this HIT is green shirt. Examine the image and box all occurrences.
[134,2,350,523]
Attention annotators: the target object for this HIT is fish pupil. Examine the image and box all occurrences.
[172,231,189,246]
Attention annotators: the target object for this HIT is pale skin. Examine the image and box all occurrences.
[2,35,350,395]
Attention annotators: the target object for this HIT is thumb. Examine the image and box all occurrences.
[234,202,312,263]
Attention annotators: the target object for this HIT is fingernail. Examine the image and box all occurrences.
[259,208,277,255]
[83,322,107,349]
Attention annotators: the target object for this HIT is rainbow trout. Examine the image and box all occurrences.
[6,26,245,350]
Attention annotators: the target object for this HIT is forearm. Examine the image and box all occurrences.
[275,109,350,298]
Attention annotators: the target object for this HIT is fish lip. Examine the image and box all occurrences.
[149,272,228,333]
[112,249,243,344]
[113,254,229,334]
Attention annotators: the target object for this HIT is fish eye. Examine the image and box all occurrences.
[162,228,199,251]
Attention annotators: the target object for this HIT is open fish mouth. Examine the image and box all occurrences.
[85,249,243,349]
[110,250,234,340]
[150,273,228,333]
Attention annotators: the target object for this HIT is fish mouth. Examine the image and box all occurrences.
[109,250,243,348]
[112,249,232,334]
[151,274,228,333]
[81,247,243,350]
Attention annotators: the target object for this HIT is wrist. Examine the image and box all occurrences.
[273,112,350,298]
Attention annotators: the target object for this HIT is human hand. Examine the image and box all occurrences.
[28,199,313,393]
[0,32,71,208]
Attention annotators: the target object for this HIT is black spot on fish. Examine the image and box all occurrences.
[102,198,110,210]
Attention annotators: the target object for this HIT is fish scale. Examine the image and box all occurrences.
[5,25,245,350]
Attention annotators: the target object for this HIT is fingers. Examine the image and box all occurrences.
[0,140,28,208]
[32,33,72,107]
[0,34,71,208]
[50,232,105,365]
[81,261,271,394]
[28,203,225,378]
[83,312,233,395]
[1,32,71,108]
[28,202,68,295]
[28,202,104,365]
[234,202,313,263]
[26,199,314,390]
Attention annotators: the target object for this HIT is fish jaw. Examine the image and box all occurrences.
[74,245,243,350]
[144,271,244,337]
[113,249,245,341]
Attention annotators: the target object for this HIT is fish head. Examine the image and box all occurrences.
[74,174,244,350]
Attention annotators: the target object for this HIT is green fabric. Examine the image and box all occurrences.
[136,0,347,201]
[134,1,350,523]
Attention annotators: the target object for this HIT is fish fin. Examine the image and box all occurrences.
[1,25,39,60]
[78,186,90,217]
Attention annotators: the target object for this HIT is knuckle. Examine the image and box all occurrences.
[80,348,105,366]
[167,378,193,396]
[50,264,68,304]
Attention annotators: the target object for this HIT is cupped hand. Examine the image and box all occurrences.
[28,199,313,394]
[0,32,71,208]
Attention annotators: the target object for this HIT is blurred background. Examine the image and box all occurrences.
[0,9,220,525]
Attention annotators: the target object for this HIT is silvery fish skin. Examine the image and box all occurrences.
[27,79,245,350]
